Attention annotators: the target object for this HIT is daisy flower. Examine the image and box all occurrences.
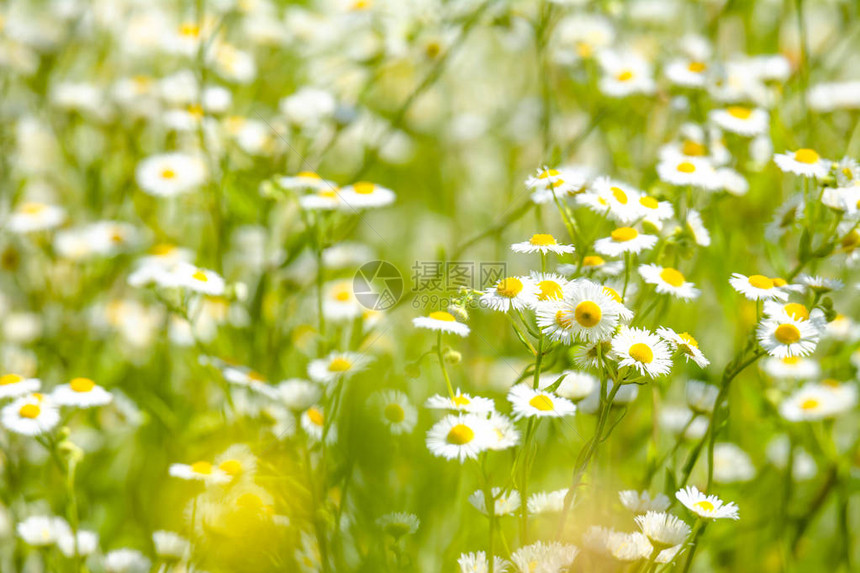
[468,488,521,516]
[530,272,569,303]
[7,202,66,233]
[322,280,362,322]
[656,155,721,190]
[510,541,579,573]
[527,489,568,515]
[300,405,335,442]
[525,166,587,203]
[638,264,700,300]
[480,276,539,312]
[338,181,396,209]
[307,352,371,384]
[638,194,674,225]
[486,412,520,451]
[0,373,41,399]
[713,443,755,483]
[552,370,597,402]
[214,445,257,483]
[611,327,673,378]
[171,263,226,296]
[774,149,829,178]
[795,273,844,294]
[277,379,321,410]
[685,380,719,414]
[594,227,657,257]
[104,549,151,573]
[605,531,652,561]
[578,177,643,223]
[457,551,511,573]
[562,255,624,277]
[169,461,229,483]
[153,531,191,560]
[50,377,113,408]
[2,395,60,436]
[376,513,419,538]
[425,413,493,462]
[729,273,788,301]
[298,188,346,211]
[507,383,576,419]
[635,511,691,550]
[136,152,206,197]
[757,315,820,358]
[676,486,739,520]
[425,390,495,413]
[221,366,277,398]
[665,58,711,89]
[762,355,820,380]
[710,106,769,137]
[779,383,851,421]
[370,390,418,435]
[57,529,99,557]
[656,328,709,368]
[511,233,575,255]
[537,279,623,343]
[684,210,711,247]
[17,516,70,546]
[619,490,671,514]
[278,171,336,191]
[598,50,656,98]
[412,311,470,336]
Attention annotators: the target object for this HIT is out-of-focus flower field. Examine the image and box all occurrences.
[1,0,860,571]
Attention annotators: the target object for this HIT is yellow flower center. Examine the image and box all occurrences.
[603,287,623,303]
[783,303,809,321]
[529,233,556,246]
[333,287,352,302]
[681,141,706,156]
[555,310,573,328]
[19,404,40,419]
[297,171,321,179]
[446,424,474,445]
[219,460,242,475]
[678,332,698,347]
[328,357,353,372]
[452,395,471,406]
[748,274,774,289]
[687,61,707,73]
[782,356,800,365]
[676,161,696,173]
[352,181,376,194]
[727,106,752,119]
[576,42,593,58]
[628,343,654,363]
[774,324,801,344]
[20,203,46,214]
[800,398,819,411]
[616,70,634,82]
[611,227,638,242]
[537,280,564,301]
[610,186,628,204]
[160,168,177,180]
[639,196,659,209]
[528,395,555,411]
[771,277,787,287]
[0,374,23,386]
[236,493,264,510]
[694,500,714,512]
[307,407,324,426]
[70,377,95,393]
[150,243,175,256]
[384,403,405,423]
[659,267,685,287]
[429,311,455,322]
[179,23,200,37]
[574,301,602,327]
[187,103,204,119]
[538,169,559,179]
[582,255,605,267]
[794,149,820,164]
[190,461,212,475]
[192,270,209,282]
[496,277,524,298]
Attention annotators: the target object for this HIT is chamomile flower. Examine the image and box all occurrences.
[104,548,151,573]
[552,370,597,402]
[774,149,829,178]
[507,383,576,419]
[480,276,539,312]
[426,413,493,462]
[656,155,720,190]
[779,383,850,421]
[638,194,675,225]
[635,511,691,550]
[425,390,495,413]
[795,273,843,294]
[277,379,321,410]
[579,177,643,223]
[766,437,818,481]
[458,551,511,573]
[605,531,652,561]
[638,265,700,300]
[7,202,66,233]
[762,355,820,380]
[171,263,226,296]
[17,515,70,546]
[376,513,419,538]
[370,390,417,435]
[713,443,755,483]
[2,395,59,435]
[51,377,112,408]
[510,541,579,573]
[338,181,396,209]
[168,461,229,483]
[135,152,206,197]
[561,255,625,277]
[525,166,587,203]
[676,486,739,520]
[594,227,658,257]
[729,273,788,301]
[152,531,191,560]
[511,233,575,255]
[665,58,712,89]
[527,489,568,515]
[0,373,41,399]
[468,488,521,516]
[57,529,99,557]
[530,272,569,303]
[619,490,671,514]
[300,405,335,442]
[685,380,719,414]
[412,311,470,336]
[684,210,712,247]
[598,50,656,98]
[537,279,623,343]
[221,366,276,398]
[656,328,710,368]
[486,412,520,451]
[709,106,769,137]
[298,188,346,211]
[278,171,336,191]
[307,352,371,384]
[611,327,673,378]
[322,280,362,322]
[756,315,820,358]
